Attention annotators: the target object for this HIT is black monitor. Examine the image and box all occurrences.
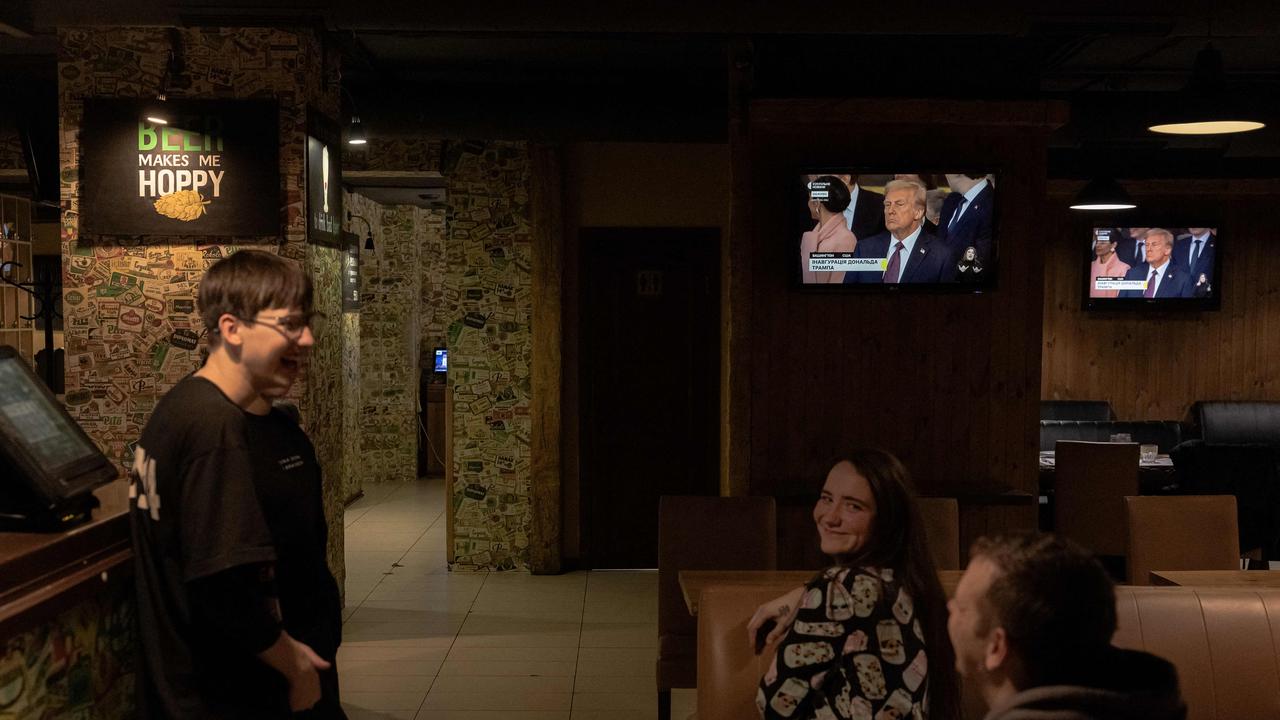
[0,346,116,528]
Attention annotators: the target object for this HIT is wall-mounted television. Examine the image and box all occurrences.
[795,171,997,291]
[433,347,448,374]
[1083,225,1220,310]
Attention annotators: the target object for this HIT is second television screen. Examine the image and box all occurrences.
[798,172,996,288]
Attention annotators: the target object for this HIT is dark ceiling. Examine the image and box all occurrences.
[4,0,1280,181]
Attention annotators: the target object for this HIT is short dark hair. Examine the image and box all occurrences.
[810,175,852,214]
[198,249,313,335]
[970,533,1116,687]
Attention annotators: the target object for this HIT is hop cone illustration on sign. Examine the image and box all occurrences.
[153,191,210,221]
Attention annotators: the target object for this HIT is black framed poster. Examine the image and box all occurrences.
[342,230,361,312]
[306,108,343,247]
[79,99,279,236]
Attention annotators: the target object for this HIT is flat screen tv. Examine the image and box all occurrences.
[0,345,116,526]
[795,171,997,291]
[433,347,448,374]
[1083,225,1220,310]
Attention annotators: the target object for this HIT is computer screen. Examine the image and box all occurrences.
[0,346,116,504]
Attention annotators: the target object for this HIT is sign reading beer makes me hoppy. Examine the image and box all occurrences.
[79,99,280,236]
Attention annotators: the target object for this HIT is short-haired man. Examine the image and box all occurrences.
[938,173,994,268]
[129,249,338,718]
[1118,228,1193,298]
[844,178,956,284]
[947,534,1185,720]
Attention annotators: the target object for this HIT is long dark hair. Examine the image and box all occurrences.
[828,448,960,720]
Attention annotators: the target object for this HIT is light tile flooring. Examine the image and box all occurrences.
[339,478,695,720]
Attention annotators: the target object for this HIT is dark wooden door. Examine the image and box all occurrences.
[581,228,721,568]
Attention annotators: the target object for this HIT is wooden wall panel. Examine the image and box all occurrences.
[1041,181,1280,422]
[733,99,1064,504]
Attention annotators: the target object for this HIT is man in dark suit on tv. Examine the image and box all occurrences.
[1117,228,1194,298]
[836,173,886,242]
[938,173,994,267]
[1114,227,1151,268]
[844,178,956,284]
[1174,227,1216,296]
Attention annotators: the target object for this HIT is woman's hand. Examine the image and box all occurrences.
[746,585,804,653]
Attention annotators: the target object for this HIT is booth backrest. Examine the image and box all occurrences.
[698,584,1280,720]
[1039,420,1183,453]
[1196,402,1280,445]
[1041,400,1114,421]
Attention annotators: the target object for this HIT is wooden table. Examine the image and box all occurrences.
[679,569,965,615]
[1149,570,1280,587]
[1039,450,1178,495]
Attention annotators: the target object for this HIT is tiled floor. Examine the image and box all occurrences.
[339,478,695,720]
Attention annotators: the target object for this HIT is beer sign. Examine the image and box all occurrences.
[80,99,279,236]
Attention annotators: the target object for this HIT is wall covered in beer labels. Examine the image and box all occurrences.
[419,209,449,358]
[0,583,134,720]
[348,190,416,486]
[444,141,534,571]
[57,27,354,590]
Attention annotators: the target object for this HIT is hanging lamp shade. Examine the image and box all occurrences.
[1069,177,1137,211]
[1148,43,1265,136]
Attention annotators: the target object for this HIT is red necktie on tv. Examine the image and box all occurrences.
[884,242,905,283]
[1144,269,1157,298]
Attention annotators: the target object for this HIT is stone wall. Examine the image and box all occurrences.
[444,141,535,570]
[58,25,352,591]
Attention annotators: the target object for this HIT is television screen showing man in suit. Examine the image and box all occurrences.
[1091,226,1217,301]
[796,172,996,288]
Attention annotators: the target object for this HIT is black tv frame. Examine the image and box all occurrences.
[1081,220,1223,312]
[0,345,117,528]
[789,166,1001,294]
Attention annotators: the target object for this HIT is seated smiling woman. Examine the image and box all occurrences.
[749,449,959,720]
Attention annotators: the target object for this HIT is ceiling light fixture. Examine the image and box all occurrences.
[1069,177,1137,211]
[348,115,368,145]
[1148,42,1265,136]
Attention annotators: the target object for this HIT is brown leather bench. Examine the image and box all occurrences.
[697,584,1280,720]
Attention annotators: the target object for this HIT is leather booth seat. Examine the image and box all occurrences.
[1196,401,1280,445]
[1039,420,1183,453]
[1041,400,1114,421]
[698,584,1280,720]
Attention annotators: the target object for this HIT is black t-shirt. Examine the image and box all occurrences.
[129,376,285,719]
[243,407,342,661]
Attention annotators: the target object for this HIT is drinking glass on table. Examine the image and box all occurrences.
[1110,433,1132,443]
[1140,444,1158,462]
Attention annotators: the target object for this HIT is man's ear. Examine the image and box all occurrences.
[217,313,244,348]
[984,626,1009,673]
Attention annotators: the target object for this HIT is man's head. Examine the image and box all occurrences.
[882,179,927,239]
[198,249,317,399]
[1144,228,1175,268]
[944,173,986,194]
[947,534,1116,701]
[1129,227,1150,239]
[1187,227,1213,237]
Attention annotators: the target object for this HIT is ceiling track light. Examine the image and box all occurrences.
[1069,177,1137,211]
[342,84,369,146]
[1148,42,1265,136]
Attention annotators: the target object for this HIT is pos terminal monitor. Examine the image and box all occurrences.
[0,346,117,530]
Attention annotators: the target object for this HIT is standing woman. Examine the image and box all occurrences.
[800,175,858,284]
[749,449,959,720]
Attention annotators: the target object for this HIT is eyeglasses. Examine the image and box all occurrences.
[239,311,326,341]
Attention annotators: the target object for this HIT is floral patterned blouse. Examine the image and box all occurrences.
[757,566,930,720]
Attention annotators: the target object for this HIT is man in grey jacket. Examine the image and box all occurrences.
[947,534,1186,720]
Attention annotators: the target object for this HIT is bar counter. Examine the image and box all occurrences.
[0,480,133,638]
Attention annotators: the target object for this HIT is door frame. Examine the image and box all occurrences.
[577,226,722,568]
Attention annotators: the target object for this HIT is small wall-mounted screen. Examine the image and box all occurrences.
[434,348,448,374]
[1085,226,1219,309]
